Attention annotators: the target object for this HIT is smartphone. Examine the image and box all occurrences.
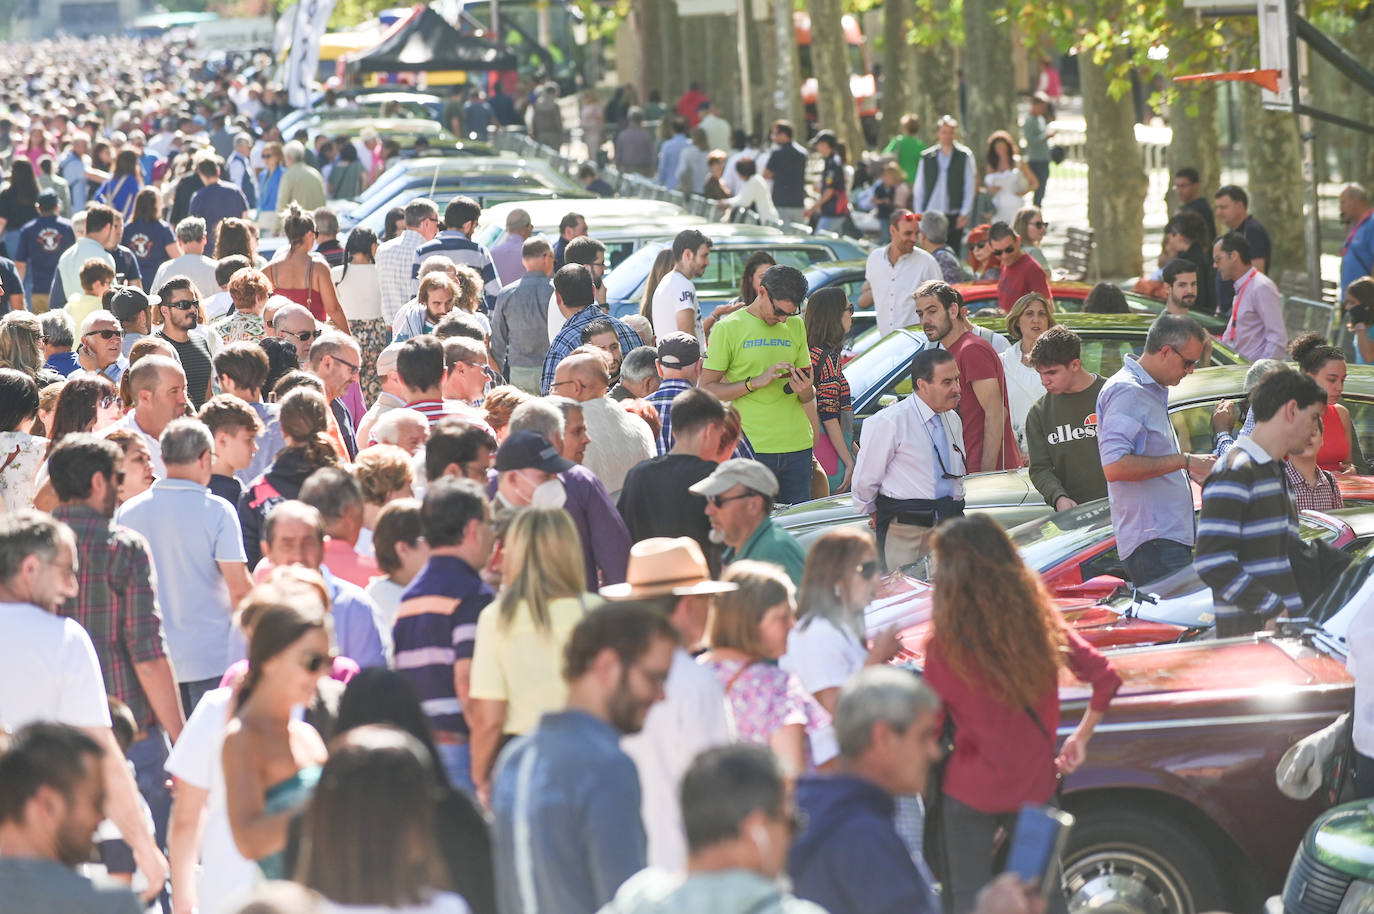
[1003,805,1075,899]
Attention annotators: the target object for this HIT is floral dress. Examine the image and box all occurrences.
[0,431,48,512]
[700,655,837,769]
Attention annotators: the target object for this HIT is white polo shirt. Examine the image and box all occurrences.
[866,244,942,338]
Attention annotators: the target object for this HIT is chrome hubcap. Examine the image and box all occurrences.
[1063,849,1191,914]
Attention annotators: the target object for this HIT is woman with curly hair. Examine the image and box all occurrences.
[982,130,1038,226]
[923,514,1120,914]
[1290,332,1364,473]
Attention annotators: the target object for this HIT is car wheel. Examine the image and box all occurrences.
[1062,808,1230,914]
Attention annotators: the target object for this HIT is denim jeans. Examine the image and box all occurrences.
[816,215,847,234]
[1029,159,1051,209]
[777,206,807,227]
[179,677,222,716]
[126,726,172,849]
[755,448,815,507]
[1122,538,1194,589]
[437,741,476,796]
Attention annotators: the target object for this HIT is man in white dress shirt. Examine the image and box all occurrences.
[858,209,941,337]
[851,347,966,573]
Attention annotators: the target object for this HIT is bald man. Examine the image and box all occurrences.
[551,349,655,498]
[1341,183,1374,298]
[271,303,319,363]
[100,354,189,478]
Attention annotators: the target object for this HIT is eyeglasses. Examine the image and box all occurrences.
[856,560,879,579]
[301,651,334,673]
[84,329,122,340]
[168,299,199,311]
[549,379,577,390]
[705,491,758,509]
[934,440,967,480]
[771,301,800,319]
[1166,344,1200,371]
[100,395,119,409]
[282,328,323,343]
[331,354,360,376]
[991,245,1015,257]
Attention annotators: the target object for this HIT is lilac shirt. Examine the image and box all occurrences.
[561,465,631,586]
[1223,267,1287,361]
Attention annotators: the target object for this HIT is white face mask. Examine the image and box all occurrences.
[530,478,567,509]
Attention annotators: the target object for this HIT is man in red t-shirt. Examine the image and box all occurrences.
[676,83,709,126]
[991,221,1051,312]
[915,279,1022,470]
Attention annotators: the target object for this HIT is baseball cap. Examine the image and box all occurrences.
[601,537,740,600]
[657,331,701,368]
[811,129,838,147]
[36,189,59,210]
[688,458,779,499]
[494,430,574,474]
[108,287,160,322]
[375,341,405,376]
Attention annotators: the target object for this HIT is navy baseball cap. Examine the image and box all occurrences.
[495,430,574,473]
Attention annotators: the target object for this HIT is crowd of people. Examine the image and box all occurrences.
[0,29,1369,914]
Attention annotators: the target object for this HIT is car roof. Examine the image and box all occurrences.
[972,311,1163,332]
[1327,504,1374,539]
[592,223,784,242]
[480,198,689,226]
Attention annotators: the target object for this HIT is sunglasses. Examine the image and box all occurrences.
[110,470,126,486]
[857,560,879,579]
[772,301,801,319]
[84,328,122,340]
[301,651,333,673]
[282,328,323,343]
[331,354,360,375]
[935,441,967,480]
[971,241,989,250]
[991,245,1015,257]
[100,395,119,409]
[168,299,199,311]
[706,491,758,509]
[1029,221,1048,229]
[843,304,855,314]
[1166,344,1200,371]
[899,212,918,223]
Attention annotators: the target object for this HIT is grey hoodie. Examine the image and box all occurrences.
[597,868,830,914]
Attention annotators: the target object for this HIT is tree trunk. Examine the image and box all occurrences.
[770,0,804,129]
[636,0,664,105]
[1080,48,1148,277]
[1167,81,1221,201]
[880,0,916,146]
[807,0,866,155]
[913,0,958,138]
[657,0,686,112]
[1239,89,1305,275]
[961,0,1017,154]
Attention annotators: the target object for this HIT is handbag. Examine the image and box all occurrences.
[814,431,839,475]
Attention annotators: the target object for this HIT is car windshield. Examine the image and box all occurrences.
[1008,500,1116,573]
[1313,544,1374,642]
[846,330,926,412]
[1127,519,1366,630]
[605,242,665,302]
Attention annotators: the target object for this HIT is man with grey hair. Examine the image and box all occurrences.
[152,217,218,299]
[372,407,430,455]
[272,302,319,363]
[1211,357,1289,458]
[441,336,489,408]
[490,207,532,286]
[70,309,128,384]
[790,667,1032,914]
[313,207,344,268]
[377,197,441,324]
[508,398,631,585]
[298,466,379,589]
[0,509,168,899]
[1098,313,1217,587]
[308,330,362,459]
[227,132,258,210]
[40,309,78,376]
[611,346,661,401]
[918,209,969,284]
[116,418,252,712]
[491,235,554,395]
[276,139,327,214]
[260,499,386,668]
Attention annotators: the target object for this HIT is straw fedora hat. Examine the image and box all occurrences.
[600,537,738,600]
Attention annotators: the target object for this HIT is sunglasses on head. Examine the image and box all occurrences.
[85,328,122,340]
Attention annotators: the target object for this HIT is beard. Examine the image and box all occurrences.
[55,819,95,867]
[607,672,647,735]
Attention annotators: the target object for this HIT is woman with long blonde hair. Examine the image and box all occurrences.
[923,514,1120,914]
[467,507,599,802]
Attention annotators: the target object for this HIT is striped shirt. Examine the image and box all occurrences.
[393,555,493,738]
[541,305,644,395]
[1195,437,1303,625]
[412,229,502,310]
[376,229,426,324]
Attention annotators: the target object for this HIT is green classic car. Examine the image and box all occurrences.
[1276,799,1374,914]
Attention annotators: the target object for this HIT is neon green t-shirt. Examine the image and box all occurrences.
[705,308,814,454]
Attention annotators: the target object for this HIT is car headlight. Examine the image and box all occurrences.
[1340,881,1374,914]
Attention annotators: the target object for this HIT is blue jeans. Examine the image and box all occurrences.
[755,448,814,507]
[437,741,476,796]
[179,677,221,716]
[1029,159,1050,209]
[126,726,172,849]
[816,215,847,234]
[1122,538,1194,589]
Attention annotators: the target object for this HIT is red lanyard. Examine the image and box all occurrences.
[1224,271,1258,343]
[1344,210,1372,256]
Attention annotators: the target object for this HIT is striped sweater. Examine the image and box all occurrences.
[1194,437,1303,627]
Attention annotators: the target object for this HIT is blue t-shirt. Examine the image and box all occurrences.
[15,215,75,293]
[188,182,249,257]
[122,220,176,286]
